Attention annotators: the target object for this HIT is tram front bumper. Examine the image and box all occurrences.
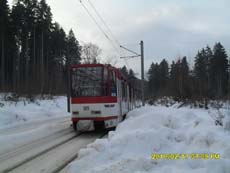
[72,116,118,131]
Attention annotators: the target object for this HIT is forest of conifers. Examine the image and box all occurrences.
[0,0,81,96]
[147,43,230,100]
[1,0,229,100]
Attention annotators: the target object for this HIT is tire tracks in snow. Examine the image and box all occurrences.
[3,132,107,173]
[0,128,77,173]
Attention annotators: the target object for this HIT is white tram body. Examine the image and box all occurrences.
[70,64,140,131]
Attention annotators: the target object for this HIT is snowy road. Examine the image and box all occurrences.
[0,116,107,173]
[0,117,73,172]
[6,132,105,173]
[0,96,109,173]
[0,116,72,155]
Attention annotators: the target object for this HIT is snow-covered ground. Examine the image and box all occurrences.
[1,94,230,173]
[0,95,69,129]
[0,95,71,154]
[67,106,230,173]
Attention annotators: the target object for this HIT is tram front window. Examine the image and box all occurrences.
[71,66,106,97]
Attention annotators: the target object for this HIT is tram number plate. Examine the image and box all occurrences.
[83,106,90,111]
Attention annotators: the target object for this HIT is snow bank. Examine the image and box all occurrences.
[0,95,69,129]
[68,106,230,173]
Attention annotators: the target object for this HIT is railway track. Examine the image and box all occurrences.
[0,130,107,173]
[51,132,107,173]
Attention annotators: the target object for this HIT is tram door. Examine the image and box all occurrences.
[117,79,122,119]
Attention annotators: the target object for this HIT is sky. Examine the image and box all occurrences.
[8,0,230,77]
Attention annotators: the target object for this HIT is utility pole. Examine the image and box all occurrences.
[120,40,145,106]
[140,41,145,106]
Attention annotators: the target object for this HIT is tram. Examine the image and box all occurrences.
[70,64,140,131]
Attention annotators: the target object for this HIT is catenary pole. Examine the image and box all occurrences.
[140,41,145,106]
[120,40,145,106]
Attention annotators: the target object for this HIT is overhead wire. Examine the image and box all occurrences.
[78,0,136,71]
[78,0,121,56]
[87,0,120,46]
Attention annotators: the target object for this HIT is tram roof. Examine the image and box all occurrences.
[70,64,128,82]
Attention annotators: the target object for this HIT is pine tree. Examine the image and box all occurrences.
[120,66,129,78]
[38,0,52,94]
[128,69,135,79]
[159,59,169,95]
[181,56,190,98]
[169,57,190,99]
[13,0,33,93]
[210,42,228,97]
[169,61,176,97]
[0,0,10,91]
[204,46,213,96]
[147,63,160,97]
[66,29,81,65]
[194,48,210,98]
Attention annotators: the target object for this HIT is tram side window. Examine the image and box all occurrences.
[110,71,117,96]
